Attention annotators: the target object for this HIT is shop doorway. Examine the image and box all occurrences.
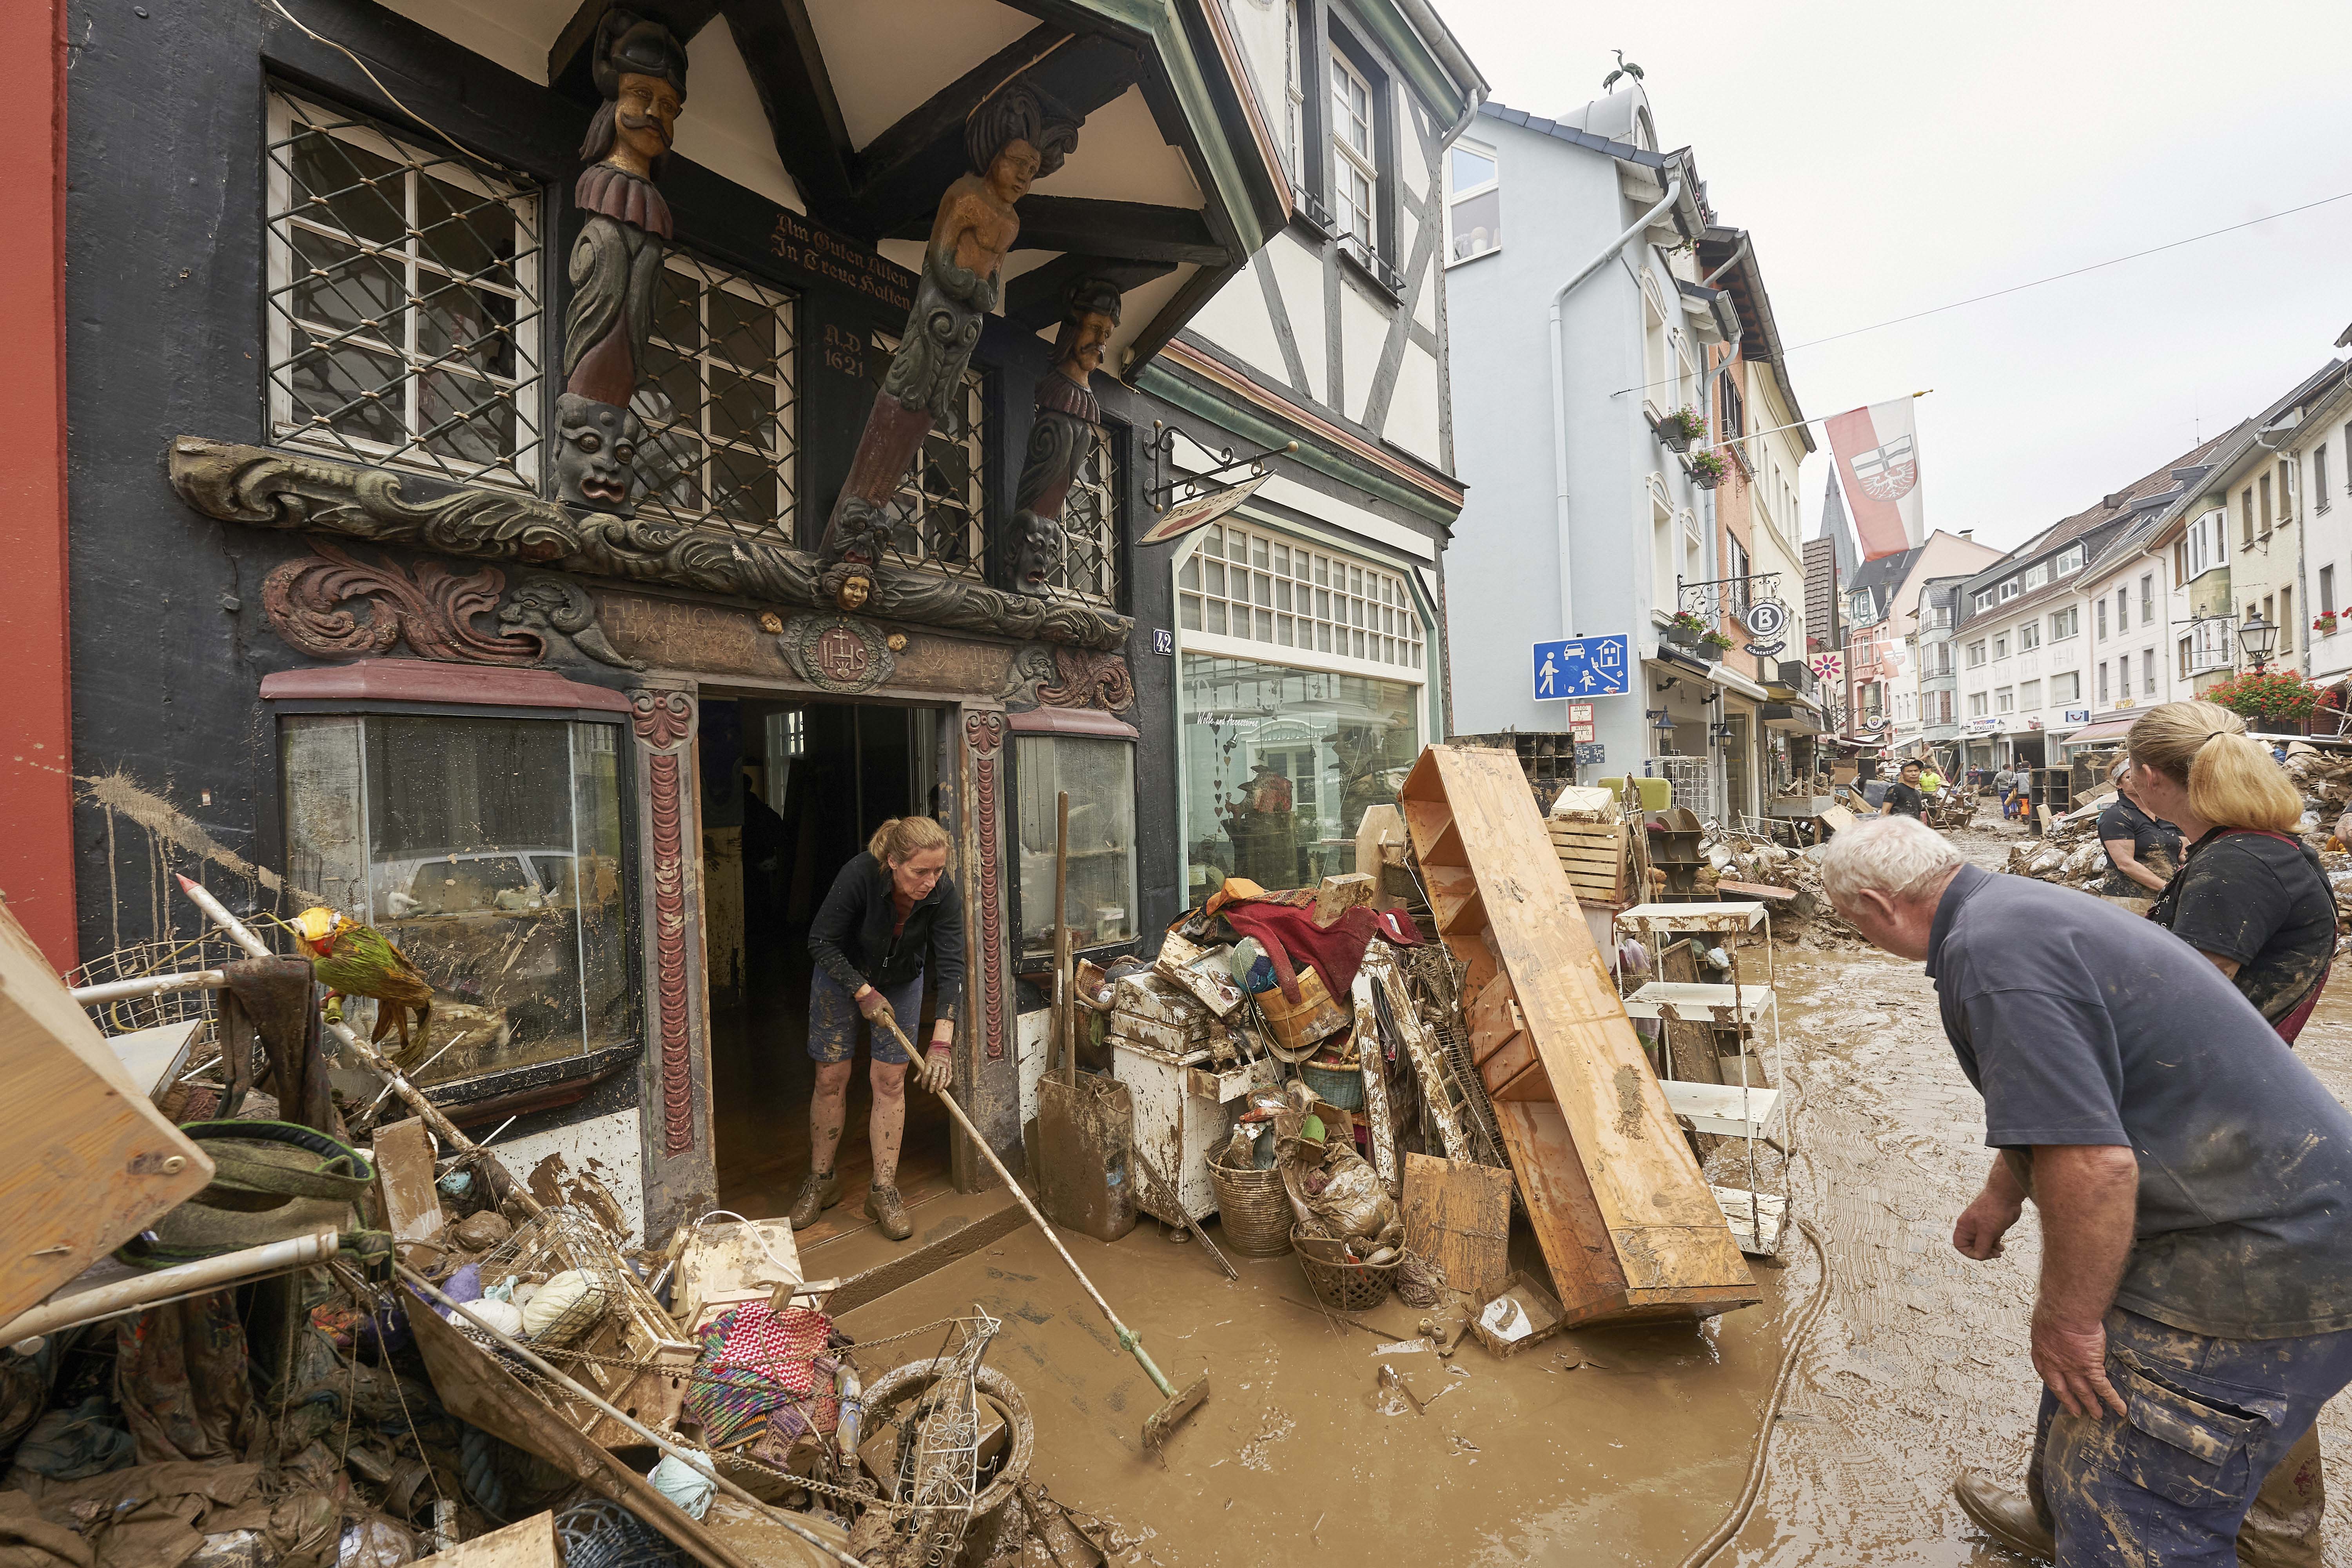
[699,695,956,1240]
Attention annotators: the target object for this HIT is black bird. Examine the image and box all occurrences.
[1602,49,1645,91]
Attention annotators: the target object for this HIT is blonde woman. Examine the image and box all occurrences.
[2128,701,2334,1041]
[790,817,965,1241]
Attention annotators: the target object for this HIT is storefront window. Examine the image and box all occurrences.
[1014,736,1137,953]
[1180,655,1420,901]
[282,713,630,1085]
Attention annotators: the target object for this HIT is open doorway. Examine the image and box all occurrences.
[701,695,956,1243]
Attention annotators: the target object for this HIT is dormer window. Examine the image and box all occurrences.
[2055,543,2085,574]
[1998,579,2020,603]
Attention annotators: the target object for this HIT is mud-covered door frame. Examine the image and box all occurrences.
[952,700,1019,1191]
[630,679,716,1240]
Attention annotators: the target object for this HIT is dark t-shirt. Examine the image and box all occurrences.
[1882,781,1926,817]
[2096,795,2182,892]
[1927,864,2352,1338]
[2150,829,2336,1025]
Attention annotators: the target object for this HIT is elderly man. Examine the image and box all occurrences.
[1820,816,2352,1565]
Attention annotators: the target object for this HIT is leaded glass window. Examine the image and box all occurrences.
[1051,432,1120,604]
[633,254,799,540]
[265,91,543,487]
[869,330,987,579]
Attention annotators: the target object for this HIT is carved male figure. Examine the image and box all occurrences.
[564,9,687,410]
[1007,277,1120,596]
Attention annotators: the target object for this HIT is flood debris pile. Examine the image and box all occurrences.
[15,891,1138,1568]
[2003,791,2120,891]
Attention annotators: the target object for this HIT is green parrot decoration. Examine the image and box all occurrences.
[296,907,434,1064]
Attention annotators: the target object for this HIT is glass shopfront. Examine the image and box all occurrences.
[1178,654,1421,901]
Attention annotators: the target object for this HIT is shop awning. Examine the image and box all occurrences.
[1707,664,1769,701]
[1759,702,1821,735]
[2058,717,2136,748]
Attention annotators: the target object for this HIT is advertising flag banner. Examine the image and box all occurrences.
[1826,400,1924,561]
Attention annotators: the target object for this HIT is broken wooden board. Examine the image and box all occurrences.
[373,1119,446,1267]
[673,1216,804,1331]
[0,904,214,1324]
[428,1512,557,1567]
[1313,872,1377,927]
[1400,1152,1511,1299]
[1549,819,1628,907]
[1400,746,1759,1328]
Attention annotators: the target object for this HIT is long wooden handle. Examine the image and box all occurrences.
[1053,790,1071,1086]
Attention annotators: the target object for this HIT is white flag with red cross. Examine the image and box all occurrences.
[1826,399,1924,561]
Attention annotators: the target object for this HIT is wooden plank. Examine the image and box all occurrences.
[1478,1029,1537,1092]
[1313,872,1377,927]
[430,1512,559,1567]
[373,1119,446,1266]
[1400,1152,1512,1299]
[1404,747,1758,1327]
[1466,971,1518,1065]
[0,904,214,1324]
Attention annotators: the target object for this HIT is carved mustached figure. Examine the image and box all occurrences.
[561,9,687,512]
[819,87,1081,595]
[1007,278,1121,596]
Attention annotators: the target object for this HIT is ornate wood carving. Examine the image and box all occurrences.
[1035,646,1136,712]
[263,542,539,664]
[963,710,1008,1062]
[172,438,1132,652]
[775,614,897,694]
[1006,277,1119,594]
[632,688,697,1154]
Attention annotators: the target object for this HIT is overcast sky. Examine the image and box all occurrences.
[1432,0,2352,554]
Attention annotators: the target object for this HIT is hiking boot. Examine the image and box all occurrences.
[1953,1470,2053,1561]
[786,1169,842,1230]
[865,1182,913,1241]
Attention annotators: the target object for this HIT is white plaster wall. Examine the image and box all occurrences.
[1187,269,1291,389]
[1387,343,1441,466]
[497,1107,648,1245]
[806,0,1039,149]
[670,25,804,212]
[1337,275,1388,423]
[1264,233,1327,399]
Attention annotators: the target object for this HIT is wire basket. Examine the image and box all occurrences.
[1292,1227,1397,1312]
[554,1498,686,1568]
[69,931,264,1042]
[1207,1154,1292,1258]
[472,1204,671,1349]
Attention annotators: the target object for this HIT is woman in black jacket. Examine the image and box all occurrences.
[789,816,965,1241]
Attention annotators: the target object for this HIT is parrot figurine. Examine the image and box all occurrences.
[294,906,434,1063]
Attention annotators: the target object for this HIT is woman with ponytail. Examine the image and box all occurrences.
[2128,701,2335,1040]
[793,815,965,1241]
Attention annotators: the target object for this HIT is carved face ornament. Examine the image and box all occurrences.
[987,138,1042,205]
[1063,309,1114,381]
[613,73,682,164]
[1009,512,1064,597]
[555,396,638,512]
[837,572,872,613]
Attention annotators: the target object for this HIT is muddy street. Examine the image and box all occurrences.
[1728,817,2352,1566]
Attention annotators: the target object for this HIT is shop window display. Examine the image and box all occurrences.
[281,713,630,1085]
[1013,736,1138,953]
[1180,655,1420,899]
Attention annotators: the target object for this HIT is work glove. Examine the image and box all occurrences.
[855,985,895,1028]
[920,1047,954,1094]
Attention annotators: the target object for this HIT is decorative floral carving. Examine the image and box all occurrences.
[495,575,644,670]
[172,437,1134,651]
[964,711,1007,1063]
[1035,646,1136,712]
[633,686,697,1155]
[262,543,542,664]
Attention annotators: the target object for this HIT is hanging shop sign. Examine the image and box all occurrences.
[1138,472,1271,545]
[1739,598,1789,639]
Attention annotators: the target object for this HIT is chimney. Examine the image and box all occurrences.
[1958,529,1973,541]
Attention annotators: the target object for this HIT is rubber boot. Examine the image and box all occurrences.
[787,1169,842,1231]
[865,1182,912,1241]
[1954,1470,2053,1562]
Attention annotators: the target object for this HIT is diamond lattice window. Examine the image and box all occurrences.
[1051,433,1121,604]
[870,331,987,580]
[265,91,543,487]
[633,254,799,539]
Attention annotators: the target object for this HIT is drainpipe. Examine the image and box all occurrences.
[1550,175,1682,653]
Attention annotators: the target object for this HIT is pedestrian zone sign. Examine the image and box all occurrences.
[1532,635,1629,701]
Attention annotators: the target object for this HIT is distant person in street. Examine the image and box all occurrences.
[1919,763,1946,797]
[2131,701,2335,1041]
[1821,816,2352,1567]
[1880,760,1927,819]
[2096,758,2181,898]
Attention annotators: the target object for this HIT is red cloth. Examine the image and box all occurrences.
[1221,902,1419,1005]
[890,886,916,938]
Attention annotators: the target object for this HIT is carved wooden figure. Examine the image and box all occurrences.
[563,9,687,510]
[819,87,1081,595]
[1007,278,1119,596]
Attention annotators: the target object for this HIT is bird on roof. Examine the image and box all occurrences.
[1603,50,1644,91]
[294,907,434,1065]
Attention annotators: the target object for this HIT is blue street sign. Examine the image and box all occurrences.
[1531,635,1630,701]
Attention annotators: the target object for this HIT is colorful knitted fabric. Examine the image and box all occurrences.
[682,1304,837,1449]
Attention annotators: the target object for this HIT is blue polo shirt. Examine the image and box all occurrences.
[1927,864,2352,1339]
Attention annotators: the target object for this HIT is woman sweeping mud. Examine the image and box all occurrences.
[788,817,965,1241]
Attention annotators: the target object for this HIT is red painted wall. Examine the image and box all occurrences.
[0,0,76,970]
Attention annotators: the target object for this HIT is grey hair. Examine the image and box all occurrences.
[1819,816,1965,909]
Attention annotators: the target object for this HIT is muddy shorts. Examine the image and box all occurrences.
[808,969,924,1066]
[2033,1307,2352,1565]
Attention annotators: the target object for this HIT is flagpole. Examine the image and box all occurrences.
[1732,390,1933,446]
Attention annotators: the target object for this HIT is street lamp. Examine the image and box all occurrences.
[2239,612,2277,672]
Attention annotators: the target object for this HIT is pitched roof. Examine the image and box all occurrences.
[1477,100,1673,170]
[1695,226,1815,454]
[1815,466,1857,580]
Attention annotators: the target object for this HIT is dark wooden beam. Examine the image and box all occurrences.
[1126,256,1241,374]
[1003,255,1174,332]
[846,29,1145,241]
[719,0,858,220]
[548,0,721,107]
[1004,196,1225,266]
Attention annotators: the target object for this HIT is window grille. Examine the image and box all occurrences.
[633,253,799,541]
[265,91,543,487]
[868,331,987,580]
[1049,431,1121,604]
[1178,521,1425,672]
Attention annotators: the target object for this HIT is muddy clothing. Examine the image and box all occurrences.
[808,854,965,1011]
[2149,828,2333,1033]
[1926,864,2352,1340]
[2096,795,2181,897]
[808,969,922,1065]
[1882,781,1926,818]
[2034,1307,2352,1567]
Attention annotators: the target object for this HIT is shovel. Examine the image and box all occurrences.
[879,1011,1210,1449]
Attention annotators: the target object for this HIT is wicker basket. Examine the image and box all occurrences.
[1292,1227,1397,1312]
[1298,1058,1366,1110]
[1209,1154,1293,1258]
